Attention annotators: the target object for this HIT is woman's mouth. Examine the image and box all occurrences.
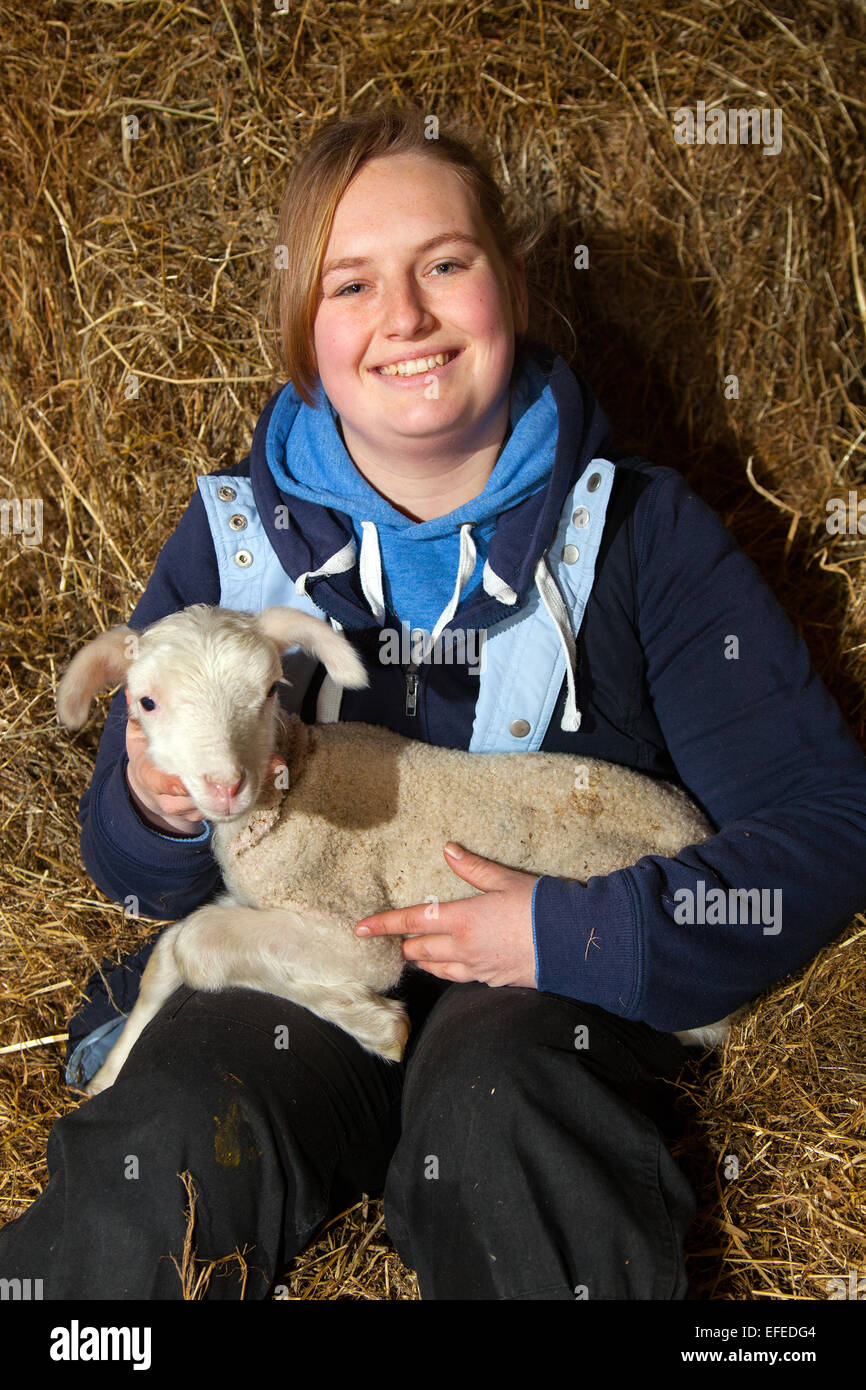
[374,349,460,378]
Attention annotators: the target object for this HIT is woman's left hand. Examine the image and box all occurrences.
[354,843,539,988]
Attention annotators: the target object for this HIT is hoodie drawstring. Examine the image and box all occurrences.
[360,520,478,717]
[294,538,356,596]
[415,522,477,663]
[533,555,582,731]
[358,521,386,624]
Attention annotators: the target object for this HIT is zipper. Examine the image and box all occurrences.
[405,664,419,717]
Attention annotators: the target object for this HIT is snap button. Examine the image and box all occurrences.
[509,718,531,738]
[217,485,236,501]
[562,544,580,564]
[234,549,253,567]
[572,506,589,528]
[228,513,247,531]
[587,472,601,492]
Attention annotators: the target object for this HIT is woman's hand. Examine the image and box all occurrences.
[355,843,539,988]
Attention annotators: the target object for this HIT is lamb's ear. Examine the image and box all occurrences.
[56,625,139,730]
[254,607,368,691]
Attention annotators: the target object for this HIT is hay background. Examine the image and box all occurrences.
[1,0,864,1299]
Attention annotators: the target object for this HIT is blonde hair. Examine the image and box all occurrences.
[265,102,544,406]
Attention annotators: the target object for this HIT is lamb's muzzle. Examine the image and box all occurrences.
[57,603,743,1092]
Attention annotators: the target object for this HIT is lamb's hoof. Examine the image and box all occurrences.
[372,1009,411,1063]
[342,995,411,1063]
[85,1070,114,1098]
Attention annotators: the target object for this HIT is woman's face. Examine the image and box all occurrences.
[312,152,528,469]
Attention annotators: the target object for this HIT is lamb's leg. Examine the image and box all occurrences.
[172,900,409,1063]
[674,1017,731,1049]
[86,922,186,1097]
[674,1002,751,1050]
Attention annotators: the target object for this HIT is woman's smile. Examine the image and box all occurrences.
[372,347,461,381]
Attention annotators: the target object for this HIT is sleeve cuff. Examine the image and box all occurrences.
[531,871,640,1017]
[125,776,211,843]
[151,822,211,843]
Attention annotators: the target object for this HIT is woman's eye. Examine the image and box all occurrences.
[140,697,156,712]
[333,262,461,298]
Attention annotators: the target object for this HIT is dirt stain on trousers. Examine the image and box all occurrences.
[213,1093,262,1168]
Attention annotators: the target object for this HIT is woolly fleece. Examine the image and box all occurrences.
[214,714,714,954]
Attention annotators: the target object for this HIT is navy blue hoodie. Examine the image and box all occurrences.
[70,342,866,1051]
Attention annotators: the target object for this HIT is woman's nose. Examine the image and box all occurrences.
[379,275,435,334]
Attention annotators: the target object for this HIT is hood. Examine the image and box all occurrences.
[248,340,611,730]
[265,345,566,634]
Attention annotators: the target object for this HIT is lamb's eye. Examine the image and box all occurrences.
[267,682,278,699]
[140,696,156,712]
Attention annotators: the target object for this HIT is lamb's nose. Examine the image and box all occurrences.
[203,771,246,801]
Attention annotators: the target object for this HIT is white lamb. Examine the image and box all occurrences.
[57,603,737,1096]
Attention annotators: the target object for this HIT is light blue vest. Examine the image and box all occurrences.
[197,459,616,752]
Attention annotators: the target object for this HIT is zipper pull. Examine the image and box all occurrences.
[405,669,419,717]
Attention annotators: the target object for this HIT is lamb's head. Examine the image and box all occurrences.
[57,604,368,821]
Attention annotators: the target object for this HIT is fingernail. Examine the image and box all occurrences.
[356,925,371,936]
[444,842,463,858]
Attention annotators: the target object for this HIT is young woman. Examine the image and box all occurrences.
[3,104,865,1300]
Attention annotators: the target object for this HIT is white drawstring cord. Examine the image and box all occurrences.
[534,555,582,731]
[294,538,356,597]
[482,557,518,605]
[415,523,477,663]
[357,522,387,624]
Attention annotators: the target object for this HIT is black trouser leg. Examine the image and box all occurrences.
[0,983,405,1300]
[384,984,697,1300]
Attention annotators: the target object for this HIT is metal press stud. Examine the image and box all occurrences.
[217,485,236,501]
[229,513,247,531]
[572,506,589,528]
[509,718,531,738]
[587,472,601,492]
[562,545,580,564]
[234,550,253,567]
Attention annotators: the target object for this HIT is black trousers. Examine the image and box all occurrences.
[0,969,697,1300]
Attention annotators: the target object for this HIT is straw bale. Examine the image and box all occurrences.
[0,0,864,1300]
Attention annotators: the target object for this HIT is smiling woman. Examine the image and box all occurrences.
[4,98,866,1305]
